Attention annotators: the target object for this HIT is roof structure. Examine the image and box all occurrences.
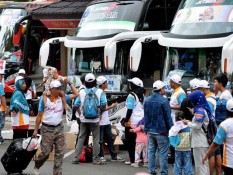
[29,0,93,19]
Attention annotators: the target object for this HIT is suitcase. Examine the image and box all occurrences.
[1,139,37,175]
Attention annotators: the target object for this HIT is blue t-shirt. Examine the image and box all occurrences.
[178,93,186,105]
[0,84,5,97]
[126,95,135,109]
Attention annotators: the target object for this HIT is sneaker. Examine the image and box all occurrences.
[93,160,107,165]
[111,156,125,162]
[125,161,131,165]
[100,157,106,162]
[143,162,148,167]
[131,163,139,167]
[72,160,79,164]
[34,167,39,175]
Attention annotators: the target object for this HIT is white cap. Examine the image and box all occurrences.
[199,80,210,89]
[50,80,62,88]
[153,80,165,90]
[97,76,107,86]
[170,74,181,84]
[0,69,5,75]
[15,76,24,83]
[85,73,96,82]
[189,78,201,89]
[226,99,233,112]
[127,77,143,87]
[18,69,26,74]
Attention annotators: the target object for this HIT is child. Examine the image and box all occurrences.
[129,117,148,167]
[169,111,193,175]
[40,67,67,110]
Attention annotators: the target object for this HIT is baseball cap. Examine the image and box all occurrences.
[97,76,107,86]
[18,69,26,74]
[15,76,24,83]
[170,74,181,84]
[189,78,201,89]
[153,80,165,90]
[0,69,5,75]
[226,99,233,112]
[199,80,210,89]
[127,77,143,87]
[85,73,96,82]
[50,80,62,88]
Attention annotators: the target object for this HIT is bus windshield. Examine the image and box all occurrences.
[171,0,233,35]
[76,1,143,39]
[0,8,27,59]
[164,47,222,85]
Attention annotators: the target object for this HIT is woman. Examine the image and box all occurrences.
[10,76,30,139]
[123,77,145,165]
[183,90,210,175]
[202,99,233,175]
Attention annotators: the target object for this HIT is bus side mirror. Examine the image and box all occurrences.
[39,41,50,67]
[13,23,22,46]
[130,42,142,71]
[104,42,116,70]
[222,39,233,75]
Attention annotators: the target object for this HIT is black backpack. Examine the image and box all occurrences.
[202,119,218,144]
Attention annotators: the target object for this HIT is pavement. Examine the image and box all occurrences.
[0,116,178,175]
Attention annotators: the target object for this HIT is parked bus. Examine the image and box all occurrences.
[40,0,181,125]
[130,0,233,94]
[0,1,61,96]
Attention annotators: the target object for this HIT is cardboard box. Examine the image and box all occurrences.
[104,136,123,154]
[65,132,77,150]
[34,146,55,161]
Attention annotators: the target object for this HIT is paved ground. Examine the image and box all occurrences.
[0,139,177,175]
[0,116,178,175]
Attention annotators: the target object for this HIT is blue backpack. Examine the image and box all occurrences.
[83,89,99,119]
[215,98,228,124]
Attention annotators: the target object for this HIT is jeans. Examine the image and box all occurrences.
[148,133,169,175]
[99,124,117,159]
[173,150,193,175]
[0,111,5,142]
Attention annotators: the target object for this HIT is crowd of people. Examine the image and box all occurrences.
[0,66,233,175]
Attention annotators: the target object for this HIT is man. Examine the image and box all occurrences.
[202,99,233,175]
[144,80,173,175]
[72,73,107,165]
[97,76,123,162]
[33,79,78,175]
[0,70,8,144]
[199,80,222,175]
[169,74,186,123]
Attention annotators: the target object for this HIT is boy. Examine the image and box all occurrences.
[169,111,193,175]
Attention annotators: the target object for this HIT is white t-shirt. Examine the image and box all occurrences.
[99,94,111,126]
[220,90,232,100]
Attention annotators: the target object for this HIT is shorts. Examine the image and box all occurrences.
[209,147,221,157]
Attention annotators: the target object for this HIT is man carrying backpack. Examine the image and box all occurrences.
[72,73,107,165]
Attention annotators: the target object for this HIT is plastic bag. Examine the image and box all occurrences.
[22,134,42,151]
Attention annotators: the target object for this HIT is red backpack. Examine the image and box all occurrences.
[79,145,93,163]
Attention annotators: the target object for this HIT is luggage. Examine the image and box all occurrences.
[79,145,93,163]
[1,139,37,175]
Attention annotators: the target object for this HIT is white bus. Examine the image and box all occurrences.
[40,0,181,126]
[130,0,233,94]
